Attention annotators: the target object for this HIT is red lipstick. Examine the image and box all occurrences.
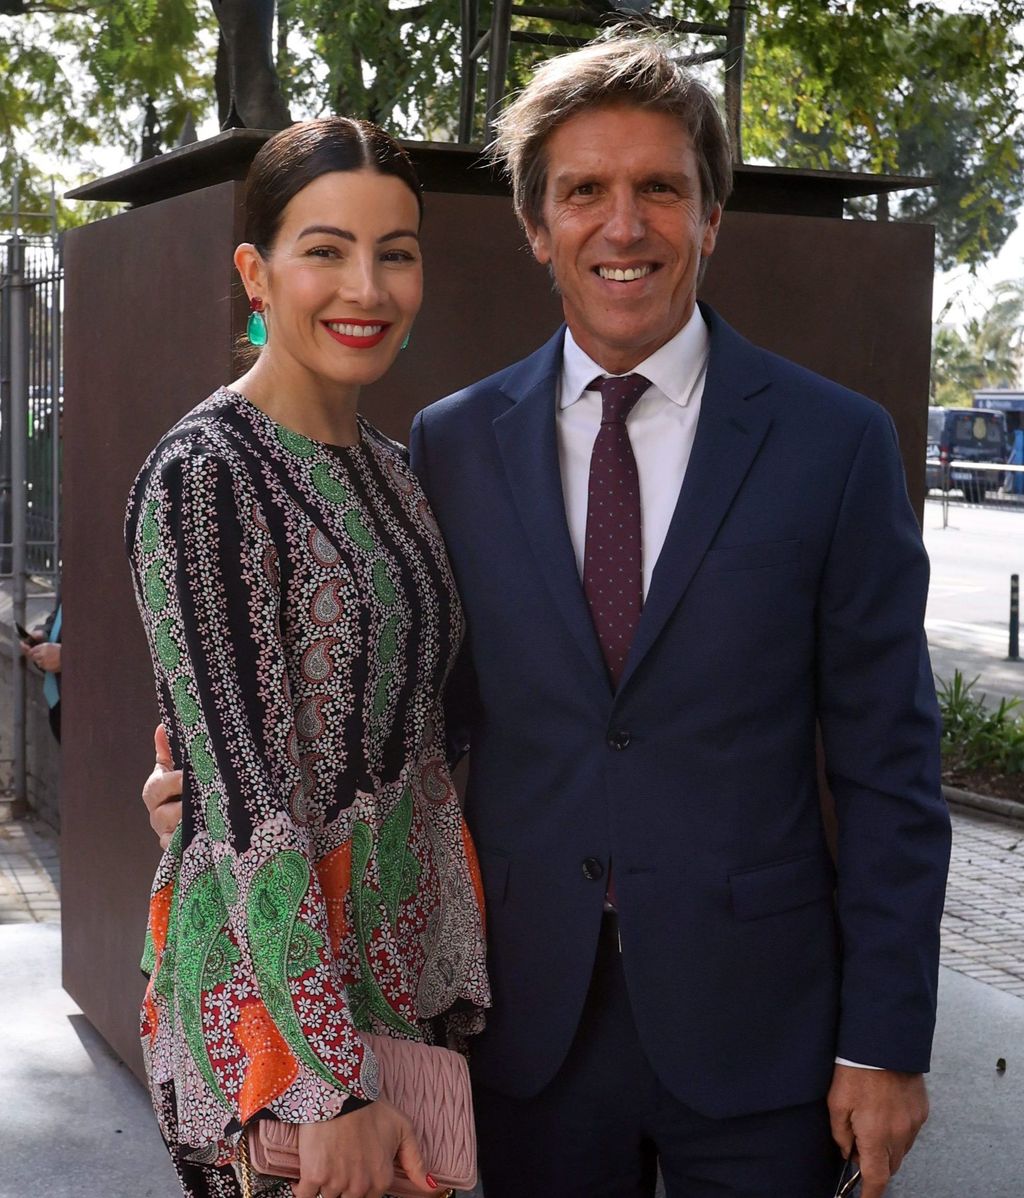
[321,319,392,349]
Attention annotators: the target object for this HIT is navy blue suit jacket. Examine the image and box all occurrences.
[409,305,950,1119]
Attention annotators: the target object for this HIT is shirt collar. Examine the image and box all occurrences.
[559,306,710,410]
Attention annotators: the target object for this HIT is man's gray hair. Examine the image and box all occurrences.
[489,33,733,227]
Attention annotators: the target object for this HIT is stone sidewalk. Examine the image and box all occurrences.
[0,818,60,923]
[941,807,1024,998]
[3,804,1023,1196]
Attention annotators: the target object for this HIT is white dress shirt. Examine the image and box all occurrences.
[556,307,709,599]
[554,309,881,1074]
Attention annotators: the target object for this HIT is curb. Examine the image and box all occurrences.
[943,784,1024,824]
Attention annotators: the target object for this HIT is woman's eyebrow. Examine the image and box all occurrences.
[297,224,419,243]
[298,224,354,241]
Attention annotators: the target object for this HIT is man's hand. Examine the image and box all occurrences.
[827,1064,929,1198]
[143,724,183,850]
[24,641,61,672]
[292,1100,435,1198]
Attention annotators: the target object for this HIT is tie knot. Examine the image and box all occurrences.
[589,373,650,424]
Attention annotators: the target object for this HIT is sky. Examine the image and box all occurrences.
[933,213,1024,327]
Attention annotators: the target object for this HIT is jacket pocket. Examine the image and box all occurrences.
[700,539,801,573]
[729,850,835,921]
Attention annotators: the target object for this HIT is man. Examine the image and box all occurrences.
[147,34,950,1198]
[409,35,949,1198]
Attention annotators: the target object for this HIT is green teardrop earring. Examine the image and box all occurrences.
[401,329,411,350]
[247,296,268,347]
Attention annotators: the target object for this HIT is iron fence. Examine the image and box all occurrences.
[1,181,63,805]
[1,223,62,580]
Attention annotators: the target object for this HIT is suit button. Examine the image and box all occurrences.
[607,730,631,750]
[582,857,604,881]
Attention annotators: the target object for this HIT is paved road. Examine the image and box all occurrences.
[923,498,1024,705]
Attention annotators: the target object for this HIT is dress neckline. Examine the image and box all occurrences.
[217,386,368,453]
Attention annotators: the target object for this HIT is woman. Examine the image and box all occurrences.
[125,118,489,1198]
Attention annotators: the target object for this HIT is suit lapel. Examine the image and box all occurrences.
[493,328,610,687]
[617,309,775,693]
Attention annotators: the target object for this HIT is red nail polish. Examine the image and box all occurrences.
[426,1175,439,1189]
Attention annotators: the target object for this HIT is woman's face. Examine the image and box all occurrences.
[249,168,422,393]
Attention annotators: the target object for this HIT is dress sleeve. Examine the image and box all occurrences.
[128,446,378,1149]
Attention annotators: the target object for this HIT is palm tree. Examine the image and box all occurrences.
[931,278,1023,405]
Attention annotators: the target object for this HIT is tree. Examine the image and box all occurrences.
[0,0,214,229]
[1,0,1022,269]
[726,1,1024,269]
[932,279,1024,405]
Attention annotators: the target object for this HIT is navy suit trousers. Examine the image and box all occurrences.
[472,916,842,1198]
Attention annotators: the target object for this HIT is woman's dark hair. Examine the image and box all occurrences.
[244,117,423,255]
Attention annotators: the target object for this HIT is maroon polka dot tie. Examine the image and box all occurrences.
[583,373,649,688]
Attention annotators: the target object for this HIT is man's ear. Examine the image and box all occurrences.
[523,216,552,267]
[233,243,268,301]
[701,202,722,261]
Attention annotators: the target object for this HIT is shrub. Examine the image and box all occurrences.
[937,671,1024,775]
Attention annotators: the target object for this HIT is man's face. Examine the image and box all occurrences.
[525,104,721,375]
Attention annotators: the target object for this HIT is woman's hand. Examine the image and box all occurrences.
[143,724,183,850]
[292,1100,435,1198]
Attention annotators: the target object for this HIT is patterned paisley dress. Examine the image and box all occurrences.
[125,388,490,1197]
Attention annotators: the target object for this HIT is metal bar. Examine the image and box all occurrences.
[510,6,729,35]
[469,27,491,62]
[509,30,591,47]
[942,462,949,528]
[725,0,748,163]
[935,460,1024,473]
[658,19,729,36]
[683,48,727,66]
[50,196,61,575]
[0,231,11,578]
[458,0,480,143]
[1009,575,1020,662]
[484,0,513,145]
[9,181,29,806]
[510,4,597,21]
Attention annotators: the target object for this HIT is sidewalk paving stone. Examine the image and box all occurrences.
[4,801,1023,1194]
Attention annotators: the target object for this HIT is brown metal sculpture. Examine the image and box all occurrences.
[211,0,292,131]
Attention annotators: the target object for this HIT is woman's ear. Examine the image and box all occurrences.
[233,243,267,302]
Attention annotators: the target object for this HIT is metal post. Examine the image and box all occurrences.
[9,179,29,804]
[458,0,480,144]
[725,1,748,163]
[484,0,513,145]
[1009,574,1020,662]
[0,235,11,576]
[942,461,949,529]
[50,185,61,575]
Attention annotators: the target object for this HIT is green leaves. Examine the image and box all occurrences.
[283,0,462,136]
[1,0,214,227]
[736,1,1024,269]
[4,0,1022,269]
[938,670,1024,775]
[933,279,1024,405]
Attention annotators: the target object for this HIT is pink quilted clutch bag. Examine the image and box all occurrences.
[243,1033,476,1197]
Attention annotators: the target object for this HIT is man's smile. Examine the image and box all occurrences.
[595,264,658,282]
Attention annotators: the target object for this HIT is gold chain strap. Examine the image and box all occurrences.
[236,1130,255,1198]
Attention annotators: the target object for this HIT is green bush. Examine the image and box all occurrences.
[937,671,1024,774]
